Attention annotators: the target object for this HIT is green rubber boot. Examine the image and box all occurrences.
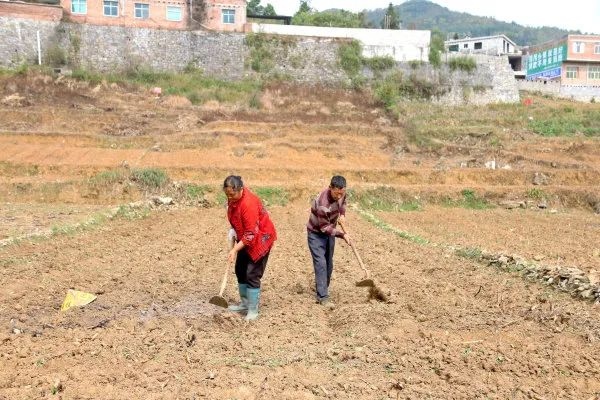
[228,283,248,312]
[245,288,260,321]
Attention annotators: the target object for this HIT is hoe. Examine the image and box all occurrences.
[338,220,375,288]
[209,238,235,308]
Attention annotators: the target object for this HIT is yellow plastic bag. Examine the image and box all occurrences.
[60,289,97,311]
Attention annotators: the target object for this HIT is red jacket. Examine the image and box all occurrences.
[227,188,277,262]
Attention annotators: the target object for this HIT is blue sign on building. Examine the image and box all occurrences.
[527,67,562,80]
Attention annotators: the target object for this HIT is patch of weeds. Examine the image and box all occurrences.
[89,168,127,187]
[374,71,446,108]
[529,118,577,137]
[338,40,362,77]
[349,75,367,90]
[462,346,472,358]
[0,161,39,176]
[289,54,304,69]
[455,247,483,260]
[351,187,421,212]
[526,187,546,200]
[356,207,428,245]
[71,68,103,85]
[448,56,477,73]
[51,224,77,236]
[114,204,149,220]
[444,189,492,210]
[489,136,502,147]
[39,182,66,201]
[254,187,288,206]
[15,63,29,75]
[408,60,425,69]
[364,55,396,72]
[130,168,169,189]
[216,191,227,206]
[266,358,284,368]
[245,33,276,73]
[44,44,67,67]
[50,213,109,237]
[50,382,61,395]
[71,66,261,106]
[185,183,209,200]
[528,109,600,137]
[249,92,262,109]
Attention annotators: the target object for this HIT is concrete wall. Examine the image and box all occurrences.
[518,79,600,102]
[251,23,430,62]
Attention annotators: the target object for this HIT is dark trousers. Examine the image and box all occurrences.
[307,230,335,300]
[235,248,269,289]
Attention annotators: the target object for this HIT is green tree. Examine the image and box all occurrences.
[381,3,400,29]
[247,0,277,16]
[428,29,445,68]
[358,11,375,28]
[293,9,363,28]
[297,0,311,14]
[247,0,263,15]
[264,4,276,16]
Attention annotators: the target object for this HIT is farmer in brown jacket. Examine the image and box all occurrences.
[306,175,351,309]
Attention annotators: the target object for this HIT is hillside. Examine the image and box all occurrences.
[365,0,582,46]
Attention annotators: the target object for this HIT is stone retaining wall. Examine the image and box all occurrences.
[0,16,519,103]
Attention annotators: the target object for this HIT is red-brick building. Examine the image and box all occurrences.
[0,0,63,21]
[526,34,600,86]
[58,0,247,31]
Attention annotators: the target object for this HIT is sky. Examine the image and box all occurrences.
[263,0,599,34]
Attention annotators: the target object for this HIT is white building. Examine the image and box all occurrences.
[251,24,430,62]
[445,34,519,55]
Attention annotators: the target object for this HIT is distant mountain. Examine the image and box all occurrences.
[365,0,584,46]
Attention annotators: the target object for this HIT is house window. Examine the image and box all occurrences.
[71,0,87,14]
[166,5,182,21]
[448,44,459,52]
[463,43,468,49]
[474,42,482,50]
[134,3,149,19]
[222,9,235,24]
[573,42,585,53]
[103,0,118,16]
[595,43,600,54]
[589,66,600,80]
[566,66,578,79]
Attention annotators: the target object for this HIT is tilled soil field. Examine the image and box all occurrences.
[1,73,600,399]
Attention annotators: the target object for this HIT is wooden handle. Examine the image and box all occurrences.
[218,238,236,296]
[337,219,370,279]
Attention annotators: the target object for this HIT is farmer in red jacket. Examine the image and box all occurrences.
[223,175,277,321]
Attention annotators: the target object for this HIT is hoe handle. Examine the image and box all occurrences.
[218,238,236,296]
[338,219,370,279]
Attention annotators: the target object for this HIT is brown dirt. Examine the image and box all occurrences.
[1,73,600,399]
